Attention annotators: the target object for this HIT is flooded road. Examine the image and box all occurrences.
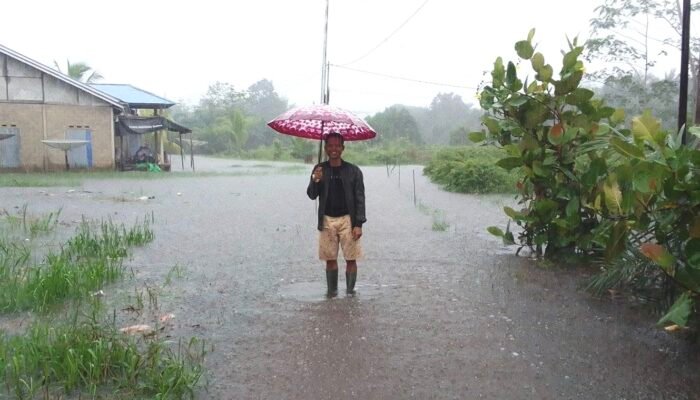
[2,156,698,399]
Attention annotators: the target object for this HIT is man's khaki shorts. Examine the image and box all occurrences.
[319,215,363,261]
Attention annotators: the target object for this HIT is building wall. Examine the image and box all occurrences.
[0,52,118,170]
[0,103,115,170]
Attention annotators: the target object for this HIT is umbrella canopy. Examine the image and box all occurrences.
[267,104,377,141]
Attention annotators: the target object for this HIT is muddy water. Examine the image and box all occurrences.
[1,156,698,399]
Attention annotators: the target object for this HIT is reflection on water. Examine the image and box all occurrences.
[277,281,387,302]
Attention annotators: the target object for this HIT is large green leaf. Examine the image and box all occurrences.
[565,196,579,217]
[506,62,522,91]
[631,110,660,142]
[640,243,676,275]
[581,158,607,187]
[507,94,529,107]
[503,144,521,157]
[610,137,645,159]
[524,103,550,129]
[633,171,658,194]
[527,28,536,42]
[492,57,505,87]
[487,226,504,237]
[531,52,545,71]
[610,108,626,125]
[685,239,700,268]
[536,65,553,82]
[547,124,563,145]
[468,131,486,143]
[506,61,517,85]
[605,221,628,259]
[554,70,583,96]
[515,40,534,59]
[603,179,623,214]
[534,199,558,216]
[482,117,500,135]
[496,157,523,171]
[561,47,583,71]
[565,88,595,106]
[657,292,693,327]
[503,206,523,220]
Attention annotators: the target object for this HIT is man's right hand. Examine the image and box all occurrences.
[312,166,323,183]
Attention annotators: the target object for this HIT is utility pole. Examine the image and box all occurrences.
[678,0,691,144]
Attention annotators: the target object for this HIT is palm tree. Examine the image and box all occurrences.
[212,108,250,154]
[53,59,103,83]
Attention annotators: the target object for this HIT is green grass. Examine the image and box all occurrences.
[0,306,207,399]
[0,217,155,313]
[0,211,208,398]
[0,168,307,187]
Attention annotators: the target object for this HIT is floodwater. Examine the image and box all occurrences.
[1,156,698,399]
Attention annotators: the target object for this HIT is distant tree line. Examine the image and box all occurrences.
[169,79,484,156]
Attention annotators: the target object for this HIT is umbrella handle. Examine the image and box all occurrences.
[317,120,325,164]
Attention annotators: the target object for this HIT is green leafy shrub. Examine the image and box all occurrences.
[476,30,700,328]
[474,30,619,256]
[424,146,518,193]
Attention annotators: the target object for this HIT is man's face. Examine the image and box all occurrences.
[325,136,344,160]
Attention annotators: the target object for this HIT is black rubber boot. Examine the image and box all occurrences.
[346,272,357,295]
[326,269,338,297]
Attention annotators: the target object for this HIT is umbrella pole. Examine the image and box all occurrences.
[317,120,325,165]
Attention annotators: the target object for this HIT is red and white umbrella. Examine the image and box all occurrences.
[267,104,377,141]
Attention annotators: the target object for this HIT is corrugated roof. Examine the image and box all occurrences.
[0,43,124,110]
[90,84,176,109]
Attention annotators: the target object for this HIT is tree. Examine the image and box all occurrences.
[587,0,700,119]
[365,106,422,144]
[241,79,288,148]
[212,108,250,154]
[448,126,472,146]
[53,59,103,83]
[419,93,482,145]
[596,72,679,130]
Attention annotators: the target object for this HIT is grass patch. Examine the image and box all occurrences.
[0,168,308,187]
[431,211,450,232]
[0,211,208,398]
[0,216,154,313]
[165,265,187,286]
[416,201,450,231]
[0,305,207,399]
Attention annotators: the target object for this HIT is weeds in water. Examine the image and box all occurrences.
[1,205,60,238]
[0,307,207,399]
[416,201,450,231]
[0,217,155,313]
[431,210,449,232]
[165,264,187,286]
[432,218,450,232]
[417,201,431,215]
[0,212,208,398]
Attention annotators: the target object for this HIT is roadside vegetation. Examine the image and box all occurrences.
[472,26,700,333]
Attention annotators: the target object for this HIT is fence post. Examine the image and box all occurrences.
[413,169,416,207]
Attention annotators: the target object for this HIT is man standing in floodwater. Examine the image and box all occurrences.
[307,132,366,297]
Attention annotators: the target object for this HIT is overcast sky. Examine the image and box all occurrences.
[0,0,691,116]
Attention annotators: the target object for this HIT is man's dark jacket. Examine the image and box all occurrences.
[307,160,366,231]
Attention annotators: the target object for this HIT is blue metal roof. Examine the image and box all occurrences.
[90,84,176,109]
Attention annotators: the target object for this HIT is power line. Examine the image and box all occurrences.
[331,64,478,90]
[338,0,430,67]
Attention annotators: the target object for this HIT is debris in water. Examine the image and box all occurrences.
[159,313,175,323]
[119,324,153,335]
[664,324,682,332]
